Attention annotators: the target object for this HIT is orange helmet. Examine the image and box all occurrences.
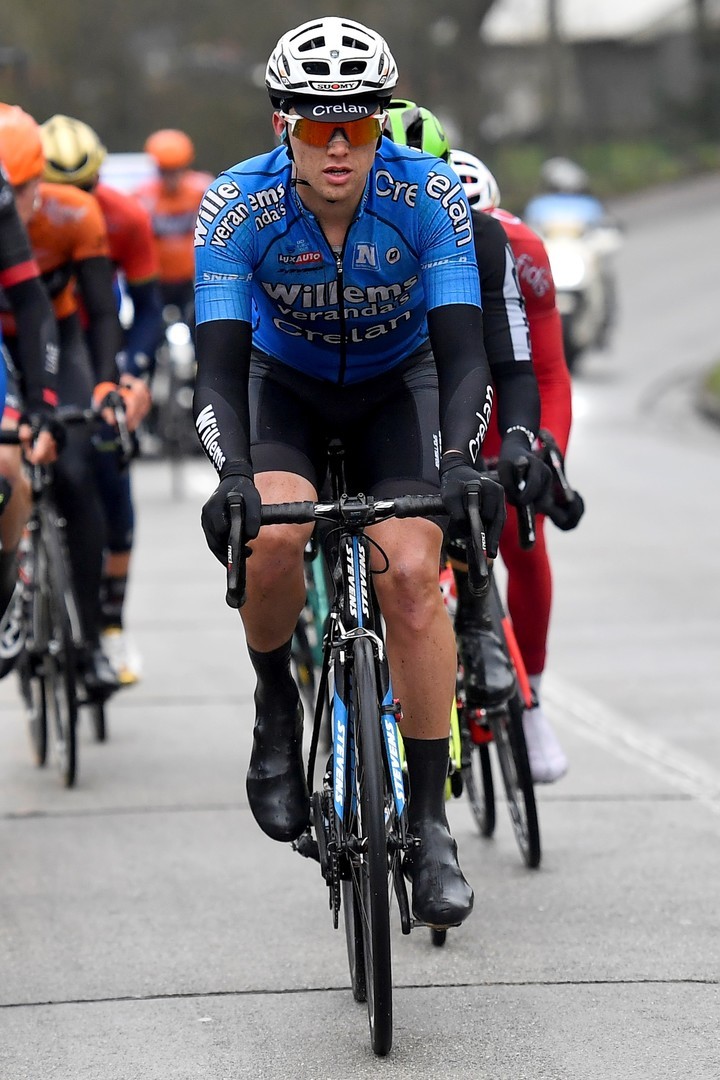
[0,103,45,186]
[144,128,194,171]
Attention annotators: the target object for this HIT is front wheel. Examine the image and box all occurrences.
[346,637,393,1057]
[489,694,541,868]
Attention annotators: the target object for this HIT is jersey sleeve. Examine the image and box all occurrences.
[416,160,481,312]
[472,211,531,369]
[194,175,256,325]
[0,171,40,287]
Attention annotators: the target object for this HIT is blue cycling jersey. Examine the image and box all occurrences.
[194,139,481,384]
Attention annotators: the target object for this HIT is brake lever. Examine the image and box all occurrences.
[225,493,247,609]
[465,486,489,598]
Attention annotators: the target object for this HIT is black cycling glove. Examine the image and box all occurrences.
[440,457,506,559]
[541,489,585,531]
[497,433,551,507]
[19,411,66,454]
[201,466,262,565]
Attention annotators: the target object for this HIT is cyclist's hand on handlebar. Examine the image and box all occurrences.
[118,375,152,431]
[201,471,261,565]
[440,457,506,558]
[498,435,552,507]
[18,412,65,465]
[540,488,585,531]
[92,381,123,427]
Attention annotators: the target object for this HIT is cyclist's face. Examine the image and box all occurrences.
[273,112,376,208]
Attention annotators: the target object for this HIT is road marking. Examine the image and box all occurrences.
[545,672,720,816]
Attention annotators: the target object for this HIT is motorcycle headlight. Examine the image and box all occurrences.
[547,247,587,290]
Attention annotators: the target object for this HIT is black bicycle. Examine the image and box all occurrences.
[225,444,488,1057]
[11,395,133,785]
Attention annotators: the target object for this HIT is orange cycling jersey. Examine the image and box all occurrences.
[0,181,109,339]
[134,169,213,284]
[94,182,158,284]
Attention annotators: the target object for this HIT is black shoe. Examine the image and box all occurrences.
[458,627,514,709]
[246,695,310,843]
[404,820,474,929]
[81,646,121,699]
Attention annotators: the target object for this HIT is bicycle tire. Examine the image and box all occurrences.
[89,701,107,743]
[345,636,393,1057]
[19,651,47,767]
[463,738,496,838]
[489,693,541,868]
[44,525,79,788]
[342,878,367,1003]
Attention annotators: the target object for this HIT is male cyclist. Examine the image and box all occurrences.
[382,103,552,733]
[40,113,158,684]
[135,129,213,329]
[450,149,585,781]
[0,104,126,693]
[193,17,506,930]
[0,135,61,670]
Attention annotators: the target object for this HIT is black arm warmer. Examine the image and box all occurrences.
[125,279,164,375]
[492,364,541,444]
[75,256,123,383]
[192,319,253,475]
[428,303,494,467]
[5,276,58,412]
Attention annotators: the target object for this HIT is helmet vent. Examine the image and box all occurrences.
[340,61,367,75]
[303,61,330,74]
[298,36,325,52]
[342,36,369,51]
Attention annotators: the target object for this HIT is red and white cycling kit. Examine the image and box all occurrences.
[483,207,572,677]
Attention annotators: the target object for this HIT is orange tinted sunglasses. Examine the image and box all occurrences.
[280,111,387,148]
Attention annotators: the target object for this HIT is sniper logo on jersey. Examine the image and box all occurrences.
[425,170,473,248]
[351,243,378,271]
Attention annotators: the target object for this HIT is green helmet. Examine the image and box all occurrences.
[383,98,450,162]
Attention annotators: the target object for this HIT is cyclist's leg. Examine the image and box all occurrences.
[449,525,515,708]
[94,437,140,683]
[502,509,567,781]
[53,316,117,693]
[239,357,325,842]
[0,371,33,674]
[347,351,473,927]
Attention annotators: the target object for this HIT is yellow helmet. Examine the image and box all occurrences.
[40,114,107,187]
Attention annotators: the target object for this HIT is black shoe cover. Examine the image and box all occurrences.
[404,819,474,929]
[246,696,310,843]
[459,627,515,709]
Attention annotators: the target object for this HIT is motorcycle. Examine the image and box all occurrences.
[542,221,623,371]
[141,304,199,461]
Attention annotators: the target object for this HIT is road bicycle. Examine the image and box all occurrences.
[455,433,583,879]
[8,395,133,786]
[225,441,489,1057]
[448,468,541,876]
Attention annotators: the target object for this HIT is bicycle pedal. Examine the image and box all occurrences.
[292,830,320,863]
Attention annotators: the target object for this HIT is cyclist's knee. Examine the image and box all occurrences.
[247,523,311,588]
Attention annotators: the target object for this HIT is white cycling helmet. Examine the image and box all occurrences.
[265,17,398,107]
[449,149,501,211]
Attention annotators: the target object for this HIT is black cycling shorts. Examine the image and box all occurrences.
[249,346,442,499]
